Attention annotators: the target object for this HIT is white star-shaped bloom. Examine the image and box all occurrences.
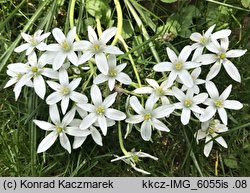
[93,55,131,90]
[196,37,247,82]
[172,87,208,125]
[77,84,126,136]
[200,81,243,125]
[14,29,51,55]
[195,119,228,157]
[133,78,173,104]
[34,105,90,153]
[13,52,58,99]
[153,46,201,88]
[126,95,175,141]
[77,26,123,74]
[46,27,83,70]
[190,24,231,60]
[46,68,87,114]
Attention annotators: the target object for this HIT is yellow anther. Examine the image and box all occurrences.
[60,41,71,51]
[108,68,117,77]
[96,106,105,115]
[60,87,71,96]
[94,44,100,51]
[174,62,183,70]
[184,99,193,108]
[144,113,151,120]
[31,66,38,73]
[56,127,63,133]
[155,87,164,96]
[214,99,223,108]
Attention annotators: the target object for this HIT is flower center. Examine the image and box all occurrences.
[17,73,22,79]
[132,155,140,162]
[60,40,71,51]
[96,106,105,115]
[31,66,38,73]
[30,37,38,46]
[174,61,183,70]
[93,44,100,51]
[108,68,117,77]
[208,127,215,135]
[214,99,223,108]
[200,37,207,45]
[155,87,164,96]
[184,99,193,108]
[144,113,152,120]
[60,86,71,96]
[56,126,63,133]
[218,53,226,60]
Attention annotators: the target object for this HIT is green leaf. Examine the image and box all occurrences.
[160,0,177,3]
[241,0,250,8]
[224,155,239,169]
[85,0,110,19]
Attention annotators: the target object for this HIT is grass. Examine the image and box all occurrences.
[0,0,250,177]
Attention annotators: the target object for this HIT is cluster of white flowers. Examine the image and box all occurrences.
[4,24,246,174]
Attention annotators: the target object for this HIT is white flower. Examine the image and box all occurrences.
[200,81,243,125]
[77,84,126,135]
[190,25,231,60]
[172,87,208,125]
[4,63,33,100]
[14,30,51,55]
[133,78,173,104]
[13,52,58,99]
[77,26,123,74]
[126,95,175,141]
[195,119,228,157]
[46,27,82,70]
[178,67,206,94]
[46,68,87,114]
[93,55,131,91]
[196,37,247,82]
[111,149,158,175]
[153,46,201,88]
[33,105,90,153]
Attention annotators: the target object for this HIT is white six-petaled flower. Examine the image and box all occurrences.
[126,95,175,141]
[46,68,87,114]
[153,46,201,88]
[77,26,123,74]
[200,81,243,125]
[14,29,51,55]
[133,78,173,104]
[77,84,126,135]
[46,27,83,70]
[172,87,208,125]
[195,119,228,157]
[93,54,131,91]
[34,104,90,153]
[190,24,231,61]
[196,37,247,82]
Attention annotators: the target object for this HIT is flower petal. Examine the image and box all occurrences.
[153,104,175,118]
[153,62,172,72]
[196,54,217,65]
[103,92,117,108]
[98,116,107,136]
[90,126,103,146]
[100,27,117,44]
[37,131,58,153]
[214,135,228,148]
[14,43,30,53]
[33,120,54,131]
[130,96,144,114]
[95,53,109,74]
[108,78,116,91]
[104,46,123,55]
[59,133,71,153]
[141,121,152,141]
[47,81,60,91]
[34,75,46,99]
[52,28,66,44]
[172,87,186,102]
[67,27,76,44]
[105,108,126,120]
[204,136,213,157]
[218,108,228,125]
[181,108,191,125]
[80,113,97,130]
[126,115,144,124]
[91,84,102,106]
[69,78,81,90]
[87,26,98,43]
[70,92,88,104]
[42,68,59,79]
[77,103,95,112]
[62,108,75,126]
[223,100,243,110]
[178,70,193,88]
[152,118,170,132]
[223,60,241,82]
[179,45,192,62]
[166,47,177,63]
[116,72,131,85]
[199,106,216,122]
[53,52,66,70]
[73,136,86,149]
[133,87,153,94]
[94,74,108,84]
[205,80,219,98]
[212,29,231,39]
[67,51,78,65]
[226,49,247,58]
[73,40,92,51]
[145,79,159,89]
[220,84,232,100]
[77,51,94,65]
[206,62,222,81]
[46,92,62,105]
[193,93,208,104]
[190,32,203,42]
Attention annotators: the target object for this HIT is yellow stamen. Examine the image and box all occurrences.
[214,99,223,108]
[94,44,100,51]
[108,68,117,77]
[60,87,70,96]
[184,99,193,108]
[218,53,226,60]
[200,37,207,44]
[60,41,71,51]
[144,113,151,120]
[155,87,164,96]
[31,66,38,73]
[96,106,105,115]
[56,127,63,133]
[174,62,183,70]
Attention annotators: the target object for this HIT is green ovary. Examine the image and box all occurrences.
[218,53,226,60]
[56,127,63,133]
[214,99,223,108]
[174,62,183,70]
[93,44,100,51]
[60,41,71,51]
[208,127,215,135]
[60,87,71,96]
[31,66,38,73]
[155,87,164,96]
[108,68,117,77]
[96,106,105,115]
[184,99,193,108]
[144,113,151,121]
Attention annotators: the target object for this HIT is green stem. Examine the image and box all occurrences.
[124,0,161,63]
[119,36,141,87]
[96,17,102,37]
[112,0,123,46]
[69,0,80,41]
[118,121,129,156]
